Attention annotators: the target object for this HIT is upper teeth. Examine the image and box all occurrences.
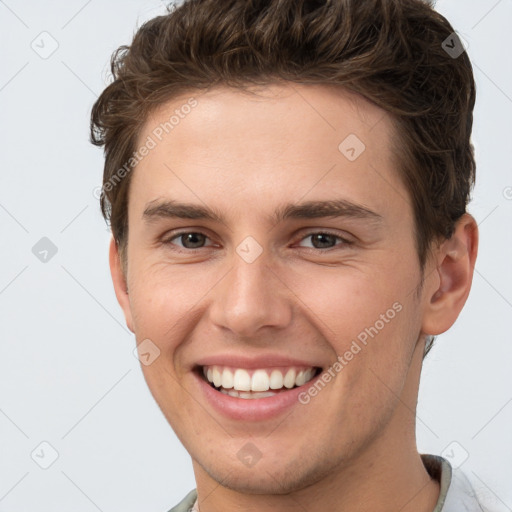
[203,365,317,392]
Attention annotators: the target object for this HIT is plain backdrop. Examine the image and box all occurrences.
[0,1,511,511]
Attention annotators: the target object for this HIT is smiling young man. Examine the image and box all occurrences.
[90,0,488,511]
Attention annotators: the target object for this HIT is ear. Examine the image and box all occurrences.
[109,236,135,333]
[421,214,478,336]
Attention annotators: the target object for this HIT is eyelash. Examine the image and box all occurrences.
[162,230,352,253]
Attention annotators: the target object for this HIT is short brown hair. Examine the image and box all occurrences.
[90,0,476,355]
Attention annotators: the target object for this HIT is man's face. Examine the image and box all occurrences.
[115,84,436,493]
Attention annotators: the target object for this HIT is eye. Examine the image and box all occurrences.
[162,230,352,252]
[164,231,215,250]
[297,231,351,250]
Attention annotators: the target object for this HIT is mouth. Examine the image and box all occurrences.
[196,365,323,399]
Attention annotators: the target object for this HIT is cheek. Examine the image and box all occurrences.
[295,269,420,438]
[127,260,212,338]
[292,262,416,339]
[127,264,203,421]
[291,262,420,388]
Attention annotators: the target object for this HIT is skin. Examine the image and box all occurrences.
[109,83,478,512]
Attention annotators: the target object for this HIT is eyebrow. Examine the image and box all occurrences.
[142,198,383,225]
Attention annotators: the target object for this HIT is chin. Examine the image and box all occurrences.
[196,449,334,496]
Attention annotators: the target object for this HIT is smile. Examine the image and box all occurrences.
[201,365,322,399]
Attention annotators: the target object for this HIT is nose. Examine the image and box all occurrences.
[208,249,293,339]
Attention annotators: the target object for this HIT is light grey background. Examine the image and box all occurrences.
[0,1,511,510]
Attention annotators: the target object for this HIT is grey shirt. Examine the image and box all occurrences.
[168,454,488,512]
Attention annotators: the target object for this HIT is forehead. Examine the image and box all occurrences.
[129,83,408,224]
[140,83,393,153]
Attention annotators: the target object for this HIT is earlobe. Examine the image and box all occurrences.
[109,236,135,333]
[422,214,478,336]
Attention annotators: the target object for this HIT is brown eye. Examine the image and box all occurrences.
[165,231,213,250]
[297,231,351,250]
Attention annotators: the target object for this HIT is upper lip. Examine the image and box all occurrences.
[194,354,324,370]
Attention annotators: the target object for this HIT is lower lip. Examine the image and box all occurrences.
[194,370,321,421]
